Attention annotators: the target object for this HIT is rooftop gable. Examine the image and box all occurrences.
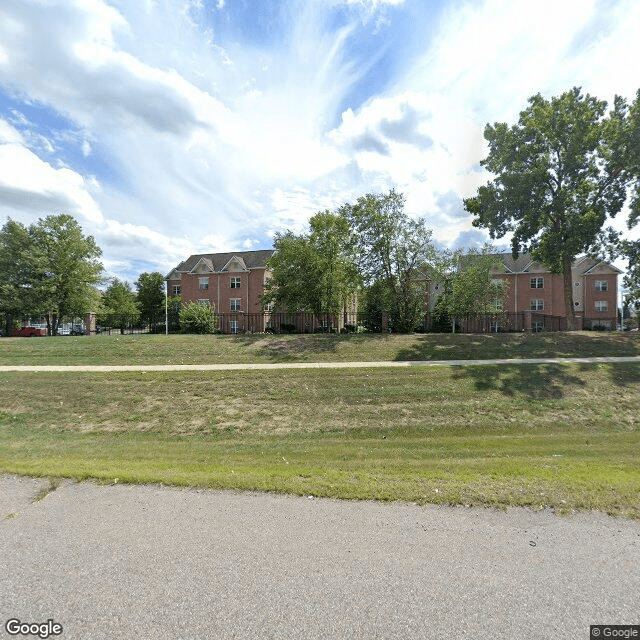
[170,249,275,275]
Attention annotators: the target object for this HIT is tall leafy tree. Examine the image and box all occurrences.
[31,214,103,334]
[262,211,360,321]
[464,87,635,330]
[0,219,40,333]
[340,190,437,332]
[99,279,140,334]
[620,91,640,326]
[432,247,507,327]
[0,215,102,335]
[135,271,166,333]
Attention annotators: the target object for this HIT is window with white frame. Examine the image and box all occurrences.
[229,320,239,334]
[197,299,210,305]
[230,276,241,289]
[532,321,544,332]
[595,280,608,291]
[592,320,611,329]
[595,300,608,312]
[490,321,500,333]
[530,277,544,289]
[172,285,181,296]
[198,277,209,290]
[492,299,504,312]
[530,299,544,311]
[230,298,241,311]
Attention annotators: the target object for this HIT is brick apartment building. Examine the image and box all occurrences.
[166,250,275,333]
[474,253,620,330]
[168,249,620,333]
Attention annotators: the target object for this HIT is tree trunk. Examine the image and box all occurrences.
[562,253,577,331]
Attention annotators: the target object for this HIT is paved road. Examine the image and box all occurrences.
[1,355,639,372]
[1,476,639,640]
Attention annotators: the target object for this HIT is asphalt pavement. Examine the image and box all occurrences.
[1,475,639,640]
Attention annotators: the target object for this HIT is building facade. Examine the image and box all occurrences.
[166,250,275,333]
[169,249,620,333]
[490,254,620,329]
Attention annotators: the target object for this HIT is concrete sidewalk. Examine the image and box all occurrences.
[1,355,639,372]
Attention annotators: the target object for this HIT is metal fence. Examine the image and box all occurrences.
[207,311,583,335]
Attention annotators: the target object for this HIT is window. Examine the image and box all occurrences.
[230,298,241,311]
[198,277,209,290]
[230,277,241,289]
[530,299,544,311]
[592,320,611,330]
[530,277,544,289]
[197,299,210,305]
[595,300,608,312]
[532,321,544,332]
[595,280,608,292]
[229,320,239,334]
[264,302,274,312]
[491,299,503,312]
[490,321,500,333]
[172,285,181,296]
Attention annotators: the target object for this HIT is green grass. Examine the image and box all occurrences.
[1,363,639,518]
[1,331,639,366]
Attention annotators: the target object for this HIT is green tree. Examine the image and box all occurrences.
[262,211,360,323]
[99,279,140,334]
[167,295,182,333]
[620,91,640,328]
[179,300,217,334]
[340,190,437,332]
[621,239,640,324]
[0,219,40,333]
[0,215,102,335]
[464,87,635,330]
[31,214,103,335]
[432,247,507,329]
[135,271,166,333]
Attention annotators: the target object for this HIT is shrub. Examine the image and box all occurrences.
[179,301,218,334]
[280,323,297,333]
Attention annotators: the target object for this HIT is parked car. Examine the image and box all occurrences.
[58,323,86,336]
[9,327,47,337]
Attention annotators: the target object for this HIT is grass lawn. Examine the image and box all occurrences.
[1,360,639,519]
[0,330,639,366]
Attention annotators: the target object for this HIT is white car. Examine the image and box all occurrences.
[58,323,86,336]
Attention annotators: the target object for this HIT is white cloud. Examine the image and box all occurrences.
[0,141,103,223]
[0,0,638,281]
[0,118,24,144]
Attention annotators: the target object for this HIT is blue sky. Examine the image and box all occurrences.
[0,0,638,284]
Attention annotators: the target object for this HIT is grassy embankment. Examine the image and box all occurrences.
[1,332,639,518]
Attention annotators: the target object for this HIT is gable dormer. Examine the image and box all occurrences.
[189,257,214,274]
[221,255,249,272]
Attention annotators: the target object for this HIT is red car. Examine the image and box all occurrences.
[9,327,47,337]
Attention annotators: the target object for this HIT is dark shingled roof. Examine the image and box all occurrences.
[173,249,275,274]
[495,252,621,274]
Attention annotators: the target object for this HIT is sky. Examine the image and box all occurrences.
[0,0,639,285]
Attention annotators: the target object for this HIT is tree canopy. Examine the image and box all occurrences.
[262,211,360,322]
[432,248,507,325]
[0,214,102,334]
[464,87,637,329]
[339,190,437,332]
[99,279,140,334]
[135,271,166,332]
